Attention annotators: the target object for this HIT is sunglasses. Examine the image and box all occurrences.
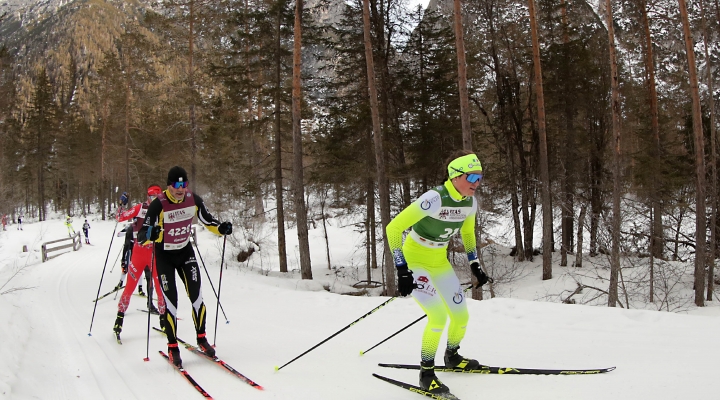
[171,181,188,189]
[451,167,483,183]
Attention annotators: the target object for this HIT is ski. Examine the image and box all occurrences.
[378,363,616,375]
[373,373,461,400]
[92,286,124,302]
[141,309,180,319]
[153,327,263,390]
[159,350,213,399]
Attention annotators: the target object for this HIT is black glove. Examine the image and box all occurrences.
[218,221,233,235]
[396,265,417,296]
[121,261,128,275]
[148,226,162,241]
[470,262,489,288]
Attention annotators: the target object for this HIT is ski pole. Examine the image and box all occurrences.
[144,244,156,362]
[359,285,474,355]
[360,314,426,356]
[212,236,227,346]
[274,296,398,371]
[109,246,123,273]
[192,238,229,323]
[88,219,119,336]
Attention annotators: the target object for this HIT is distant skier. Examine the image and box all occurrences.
[17,213,23,230]
[112,184,166,342]
[119,192,129,207]
[82,219,91,244]
[65,216,75,237]
[1,214,7,231]
[385,151,490,396]
[138,166,233,367]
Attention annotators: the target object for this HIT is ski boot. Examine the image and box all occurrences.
[444,346,480,370]
[419,361,450,394]
[147,302,160,315]
[113,312,124,343]
[137,285,146,297]
[196,333,216,358]
[168,343,182,367]
[159,315,166,332]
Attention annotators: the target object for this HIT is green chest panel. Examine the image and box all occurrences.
[412,185,474,243]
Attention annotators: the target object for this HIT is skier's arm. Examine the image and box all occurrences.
[459,198,479,262]
[138,198,163,244]
[385,191,440,266]
[116,204,141,223]
[193,193,222,236]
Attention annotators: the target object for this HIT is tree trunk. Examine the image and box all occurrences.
[189,0,198,187]
[527,0,552,280]
[292,0,312,280]
[275,0,288,273]
[363,0,394,295]
[576,203,587,268]
[453,0,472,149]
[701,0,717,301]
[640,0,664,261]
[678,0,707,307]
[605,0,622,308]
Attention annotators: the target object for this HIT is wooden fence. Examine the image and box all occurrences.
[42,231,83,262]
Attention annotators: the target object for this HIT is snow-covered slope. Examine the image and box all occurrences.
[0,218,718,399]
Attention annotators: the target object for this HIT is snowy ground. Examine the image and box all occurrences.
[0,215,719,400]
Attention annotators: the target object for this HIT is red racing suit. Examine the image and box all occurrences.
[116,203,166,314]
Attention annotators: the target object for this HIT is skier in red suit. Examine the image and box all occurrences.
[112,185,166,341]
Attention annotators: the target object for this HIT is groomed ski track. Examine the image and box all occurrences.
[1,219,719,399]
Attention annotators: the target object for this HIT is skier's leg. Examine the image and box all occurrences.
[410,266,449,364]
[176,248,214,356]
[155,250,179,346]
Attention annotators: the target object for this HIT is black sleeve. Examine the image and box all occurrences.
[138,198,163,244]
[194,193,221,228]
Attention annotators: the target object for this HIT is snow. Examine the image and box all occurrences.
[1,215,719,400]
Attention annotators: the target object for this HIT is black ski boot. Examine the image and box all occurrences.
[159,315,166,332]
[113,312,124,343]
[147,302,160,315]
[138,285,146,297]
[444,346,480,370]
[113,312,124,334]
[196,334,216,358]
[419,361,450,394]
[168,343,182,367]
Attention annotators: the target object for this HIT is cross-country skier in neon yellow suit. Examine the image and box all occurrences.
[386,151,490,396]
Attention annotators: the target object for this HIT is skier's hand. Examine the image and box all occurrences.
[218,221,233,235]
[121,262,128,274]
[470,262,489,288]
[148,226,162,241]
[396,265,417,296]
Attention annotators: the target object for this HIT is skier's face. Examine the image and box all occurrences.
[167,182,187,201]
[451,169,483,197]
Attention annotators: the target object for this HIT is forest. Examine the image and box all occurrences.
[0,0,718,306]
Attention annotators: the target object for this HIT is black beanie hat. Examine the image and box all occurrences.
[167,166,189,185]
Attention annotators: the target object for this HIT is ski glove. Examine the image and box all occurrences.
[396,265,417,296]
[470,262,489,288]
[121,261,128,275]
[147,226,162,241]
[218,221,233,235]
